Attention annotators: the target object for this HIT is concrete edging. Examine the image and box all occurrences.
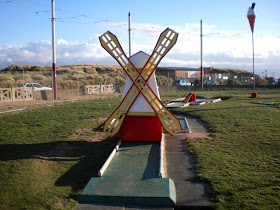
[98,141,122,177]
[183,117,191,133]
[159,134,166,178]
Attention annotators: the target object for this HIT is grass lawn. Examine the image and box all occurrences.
[0,88,279,209]
[0,97,121,209]
[165,88,280,209]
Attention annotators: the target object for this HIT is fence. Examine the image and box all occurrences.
[158,84,280,93]
[0,87,33,102]
[84,84,115,95]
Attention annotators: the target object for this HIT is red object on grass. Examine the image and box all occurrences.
[251,92,257,98]
[182,92,196,103]
[190,93,196,102]
[119,116,163,141]
[182,92,192,103]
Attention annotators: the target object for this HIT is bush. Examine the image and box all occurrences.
[94,75,103,85]
[83,67,97,74]
[156,76,174,86]
[32,74,47,81]
[1,79,15,87]
[226,79,242,86]
[114,75,126,86]
[255,75,267,85]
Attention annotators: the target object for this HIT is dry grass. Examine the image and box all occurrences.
[0,64,126,89]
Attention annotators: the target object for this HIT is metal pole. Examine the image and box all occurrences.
[52,0,57,100]
[128,12,131,57]
[77,71,79,97]
[200,19,203,90]
[23,68,25,108]
[252,32,255,92]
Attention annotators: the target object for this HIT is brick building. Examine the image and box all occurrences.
[156,67,201,83]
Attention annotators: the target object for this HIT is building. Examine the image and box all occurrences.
[156,67,201,83]
[156,67,255,85]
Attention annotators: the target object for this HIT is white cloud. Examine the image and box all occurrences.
[0,22,280,78]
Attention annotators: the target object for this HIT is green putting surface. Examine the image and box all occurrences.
[262,102,280,106]
[79,142,176,206]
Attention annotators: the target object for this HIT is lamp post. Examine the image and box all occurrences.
[128,12,131,57]
[200,19,203,90]
[52,0,57,100]
[247,3,257,98]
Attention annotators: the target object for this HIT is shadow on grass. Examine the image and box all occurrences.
[0,137,118,194]
[172,102,274,115]
[197,96,232,101]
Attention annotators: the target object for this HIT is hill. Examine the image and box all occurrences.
[0,64,259,88]
[0,64,126,89]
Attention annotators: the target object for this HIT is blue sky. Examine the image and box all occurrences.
[1,0,280,78]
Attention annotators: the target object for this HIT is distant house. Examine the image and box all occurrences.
[156,67,255,85]
[156,67,201,83]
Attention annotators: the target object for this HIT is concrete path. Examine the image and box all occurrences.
[76,115,213,209]
[76,204,173,210]
[184,115,212,139]
[185,116,208,133]
[164,134,212,208]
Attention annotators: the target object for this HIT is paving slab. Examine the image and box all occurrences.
[164,134,213,208]
[174,181,212,207]
[185,133,212,139]
[164,134,198,181]
[76,204,173,210]
[185,116,208,133]
[76,204,124,210]
[125,205,173,210]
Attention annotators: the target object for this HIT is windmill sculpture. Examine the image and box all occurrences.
[100,28,181,141]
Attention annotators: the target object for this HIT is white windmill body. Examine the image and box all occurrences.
[119,51,163,141]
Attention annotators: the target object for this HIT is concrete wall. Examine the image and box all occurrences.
[33,90,53,100]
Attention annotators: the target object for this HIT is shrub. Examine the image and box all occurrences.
[83,67,97,74]
[32,74,47,81]
[226,79,242,86]
[156,76,173,86]
[114,75,126,86]
[255,75,267,85]
[1,78,15,87]
[94,75,103,85]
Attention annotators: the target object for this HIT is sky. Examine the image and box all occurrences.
[0,0,280,78]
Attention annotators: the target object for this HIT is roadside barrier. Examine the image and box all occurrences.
[0,87,33,102]
[84,84,115,95]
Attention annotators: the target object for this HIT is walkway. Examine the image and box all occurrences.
[76,116,213,209]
